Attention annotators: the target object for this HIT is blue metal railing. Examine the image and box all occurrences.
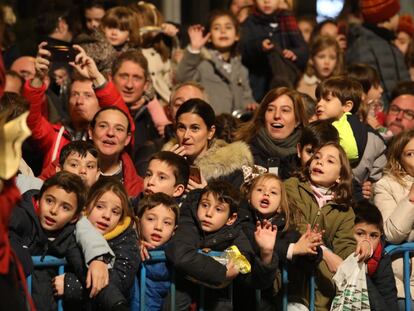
[27,256,67,311]
[29,251,316,311]
[385,242,414,311]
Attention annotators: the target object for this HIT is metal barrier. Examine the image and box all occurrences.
[385,242,414,311]
[27,256,67,311]
[29,251,316,311]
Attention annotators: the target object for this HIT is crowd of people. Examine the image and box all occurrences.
[1,0,414,310]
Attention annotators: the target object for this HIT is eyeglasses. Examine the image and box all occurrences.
[388,105,414,121]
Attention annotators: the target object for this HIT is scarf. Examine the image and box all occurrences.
[310,184,334,208]
[255,127,301,159]
[367,242,383,276]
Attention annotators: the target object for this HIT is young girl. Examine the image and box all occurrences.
[239,0,308,101]
[81,6,140,75]
[296,35,344,100]
[56,177,140,310]
[239,172,323,310]
[374,129,414,306]
[284,142,371,310]
[131,193,179,311]
[175,9,256,115]
[130,1,179,105]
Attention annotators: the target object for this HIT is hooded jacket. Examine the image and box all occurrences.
[8,190,85,311]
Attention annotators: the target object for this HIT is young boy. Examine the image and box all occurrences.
[143,151,189,198]
[323,200,398,310]
[56,140,100,189]
[164,180,278,310]
[315,76,387,188]
[9,171,87,311]
[133,193,179,311]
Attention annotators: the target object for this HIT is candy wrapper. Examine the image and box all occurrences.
[224,245,251,274]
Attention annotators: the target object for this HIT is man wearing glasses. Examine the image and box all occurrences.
[385,94,414,135]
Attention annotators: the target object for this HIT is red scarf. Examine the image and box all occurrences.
[367,242,383,276]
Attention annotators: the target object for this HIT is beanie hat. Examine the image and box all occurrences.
[360,0,400,24]
[397,15,414,37]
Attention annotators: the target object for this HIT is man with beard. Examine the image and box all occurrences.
[384,94,414,135]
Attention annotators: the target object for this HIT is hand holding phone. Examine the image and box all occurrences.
[189,165,201,184]
[45,45,78,63]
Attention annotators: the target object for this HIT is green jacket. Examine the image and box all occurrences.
[284,177,356,311]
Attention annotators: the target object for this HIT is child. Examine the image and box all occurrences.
[143,151,189,198]
[132,193,179,311]
[56,140,100,188]
[240,0,308,101]
[130,1,179,105]
[164,180,278,310]
[83,0,106,32]
[346,0,410,107]
[239,173,323,310]
[81,6,140,74]
[284,142,371,310]
[322,200,399,311]
[9,171,87,311]
[315,76,387,187]
[296,35,343,100]
[279,120,339,180]
[347,63,385,128]
[55,176,140,311]
[175,9,256,114]
[374,129,414,304]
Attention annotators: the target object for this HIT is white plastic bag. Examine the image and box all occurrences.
[330,254,370,311]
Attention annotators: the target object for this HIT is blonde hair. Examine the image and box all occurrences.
[306,35,344,78]
[384,129,414,186]
[130,1,171,62]
[242,173,298,231]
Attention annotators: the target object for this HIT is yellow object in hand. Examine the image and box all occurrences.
[225,245,251,274]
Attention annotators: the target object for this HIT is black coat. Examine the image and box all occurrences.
[165,189,277,289]
[9,190,85,311]
[64,224,139,311]
[367,251,399,311]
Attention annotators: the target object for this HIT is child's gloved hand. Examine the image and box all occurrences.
[52,274,65,297]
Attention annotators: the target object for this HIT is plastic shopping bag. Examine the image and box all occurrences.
[330,254,370,311]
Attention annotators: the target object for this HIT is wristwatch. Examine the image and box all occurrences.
[94,253,112,264]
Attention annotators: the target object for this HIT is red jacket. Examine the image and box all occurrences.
[0,179,21,274]
[121,152,143,196]
[23,80,135,174]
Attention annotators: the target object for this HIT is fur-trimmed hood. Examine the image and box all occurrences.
[163,138,253,181]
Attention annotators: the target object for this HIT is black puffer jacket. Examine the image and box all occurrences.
[9,190,85,311]
[64,220,139,311]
